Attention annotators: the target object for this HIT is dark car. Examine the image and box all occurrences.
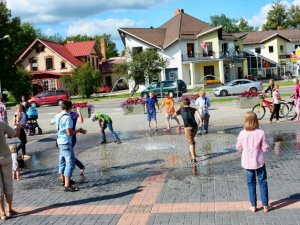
[141,80,187,98]
[28,89,69,107]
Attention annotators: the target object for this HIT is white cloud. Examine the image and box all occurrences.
[7,0,170,24]
[43,28,56,36]
[66,18,141,39]
[247,0,300,29]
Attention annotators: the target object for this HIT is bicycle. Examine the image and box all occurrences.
[252,93,289,120]
[282,98,297,120]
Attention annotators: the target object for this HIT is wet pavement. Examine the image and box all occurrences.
[2,118,299,225]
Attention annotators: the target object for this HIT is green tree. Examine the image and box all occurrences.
[114,49,168,95]
[0,0,39,94]
[237,18,258,32]
[287,4,300,28]
[63,63,102,98]
[262,0,288,30]
[65,34,118,58]
[40,33,64,43]
[10,66,32,101]
[210,14,239,33]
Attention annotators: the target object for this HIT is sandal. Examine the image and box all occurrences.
[6,210,17,218]
[61,179,75,186]
[64,185,79,192]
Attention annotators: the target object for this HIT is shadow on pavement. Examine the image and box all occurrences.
[109,159,164,170]
[270,193,300,210]
[18,186,145,216]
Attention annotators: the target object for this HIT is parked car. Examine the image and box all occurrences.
[98,86,111,93]
[213,79,263,97]
[141,80,187,98]
[28,89,69,107]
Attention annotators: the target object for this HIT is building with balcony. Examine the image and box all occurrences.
[234,29,300,78]
[118,9,248,87]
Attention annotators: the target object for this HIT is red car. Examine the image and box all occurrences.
[98,86,111,93]
[28,89,69,107]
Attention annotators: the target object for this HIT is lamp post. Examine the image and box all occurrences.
[0,35,10,95]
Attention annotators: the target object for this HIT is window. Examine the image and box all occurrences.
[269,46,274,53]
[187,43,195,57]
[43,81,49,90]
[235,46,240,53]
[163,81,175,87]
[255,48,261,54]
[45,58,53,70]
[61,62,66,69]
[56,90,66,95]
[132,47,142,55]
[149,83,160,89]
[222,43,228,52]
[203,42,213,56]
[31,58,38,71]
[280,45,284,52]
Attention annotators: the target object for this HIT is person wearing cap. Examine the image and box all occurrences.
[91,113,121,144]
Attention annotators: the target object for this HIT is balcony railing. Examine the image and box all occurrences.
[182,52,215,61]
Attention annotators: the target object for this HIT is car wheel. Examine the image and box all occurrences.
[142,93,148,99]
[57,99,64,106]
[30,102,37,107]
[249,87,257,93]
[220,90,228,96]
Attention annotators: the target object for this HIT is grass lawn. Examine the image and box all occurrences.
[71,92,140,102]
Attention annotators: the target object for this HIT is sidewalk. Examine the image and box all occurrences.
[4,112,300,225]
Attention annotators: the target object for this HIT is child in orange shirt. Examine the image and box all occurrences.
[159,93,182,132]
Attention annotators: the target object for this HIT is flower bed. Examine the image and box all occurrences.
[239,91,260,109]
[72,102,94,118]
[121,97,145,115]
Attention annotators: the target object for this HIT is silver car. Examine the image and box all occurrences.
[213,79,263,96]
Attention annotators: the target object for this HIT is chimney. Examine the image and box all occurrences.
[277,26,284,30]
[174,9,184,16]
[100,37,107,62]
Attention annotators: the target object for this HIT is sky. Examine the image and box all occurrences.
[6,0,300,51]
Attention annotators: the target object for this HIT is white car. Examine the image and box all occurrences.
[213,79,263,96]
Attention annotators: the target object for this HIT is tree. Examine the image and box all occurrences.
[113,49,168,95]
[0,0,39,94]
[287,4,300,28]
[65,34,118,58]
[210,14,257,33]
[237,18,258,32]
[262,0,288,30]
[62,63,101,98]
[210,14,239,33]
[40,33,64,43]
[10,67,32,101]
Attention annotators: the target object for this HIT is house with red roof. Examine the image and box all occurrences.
[16,38,101,95]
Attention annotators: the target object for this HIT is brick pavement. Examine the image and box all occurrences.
[2,113,300,224]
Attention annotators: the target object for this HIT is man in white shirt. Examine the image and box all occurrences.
[195,90,211,134]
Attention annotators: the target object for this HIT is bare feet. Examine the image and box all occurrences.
[263,205,270,212]
[249,206,257,212]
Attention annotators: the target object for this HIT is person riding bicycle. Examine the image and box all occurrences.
[264,79,275,97]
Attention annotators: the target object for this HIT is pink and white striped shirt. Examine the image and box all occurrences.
[236,129,269,170]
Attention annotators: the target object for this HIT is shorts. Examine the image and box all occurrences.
[165,114,177,119]
[147,110,156,121]
[184,126,197,145]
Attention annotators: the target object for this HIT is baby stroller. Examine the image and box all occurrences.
[26,106,42,136]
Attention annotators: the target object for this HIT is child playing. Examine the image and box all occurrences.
[159,93,182,132]
[91,113,121,144]
[236,111,270,213]
[269,85,281,123]
[9,145,20,180]
[195,90,211,134]
[174,98,201,163]
[144,92,159,130]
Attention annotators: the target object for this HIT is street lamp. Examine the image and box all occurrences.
[0,35,10,95]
